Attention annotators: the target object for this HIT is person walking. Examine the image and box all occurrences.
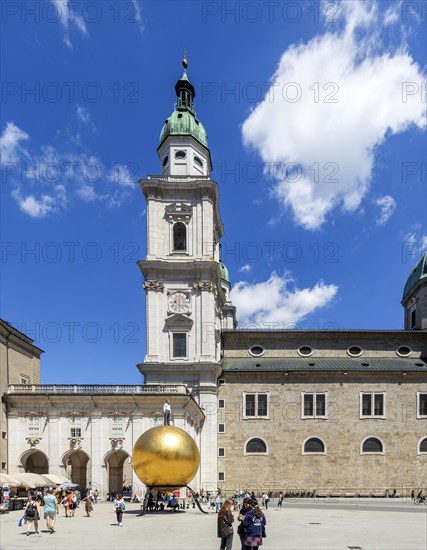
[113,493,126,526]
[217,498,234,550]
[43,489,59,533]
[243,500,266,549]
[237,498,252,550]
[277,492,283,510]
[23,495,40,536]
[262,493,269,510]
[216,492,222,513]
[83,492,94,517]
[67,490,77,517]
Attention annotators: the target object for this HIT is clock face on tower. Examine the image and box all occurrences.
[168,291,190,314]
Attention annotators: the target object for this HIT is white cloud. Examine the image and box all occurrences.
[51,0,88,48]
[230,271,338,327]
[0,122,29,164]
[239,264,252,273]
[3,122,135,217]
[375,195,396,225]
[11,190,54,218]
[131,0,144,33]
[403,231,427,257]
[107,163,135,187]
[242,0,426,230]
[76,106,95,131]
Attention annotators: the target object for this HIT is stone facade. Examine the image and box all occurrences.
[217,330,427,495]
[5,385,204,497]
[0,321,43,473]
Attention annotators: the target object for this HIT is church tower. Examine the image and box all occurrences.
[137,55,236,490]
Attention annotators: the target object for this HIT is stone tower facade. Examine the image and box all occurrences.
[137,57,236,490]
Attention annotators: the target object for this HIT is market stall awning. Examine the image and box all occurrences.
[42,474,70,485]
[11,473,50,488]
[0,473,21,486]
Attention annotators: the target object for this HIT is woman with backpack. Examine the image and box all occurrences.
[243,500,266,549]
[113,493,125,526]
[237,498,252,550]
[217,498,234,550]
[24,495,40,536]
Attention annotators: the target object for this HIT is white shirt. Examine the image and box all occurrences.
[163,402,171,413]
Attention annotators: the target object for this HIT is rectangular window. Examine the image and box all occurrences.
[28,417,40,437]
[172,333,187,358]
[1,462,6,469]
[244,393,269,419]
[218,472,225,481]
[70,417,82,438]
[111,417,124,438]
[411,309,416,329]
[360,393,385,418]
[418,393,427,417]
[218,399,225,409]
[1,431,7,439]
[302,393,327,418]
[218,448,225,457]
[218,423,225,433]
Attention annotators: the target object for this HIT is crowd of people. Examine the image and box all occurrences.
[21,485,103,536]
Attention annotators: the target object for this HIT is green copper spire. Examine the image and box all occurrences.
[159,54,208,149]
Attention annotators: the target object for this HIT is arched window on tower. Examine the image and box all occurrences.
[173,222,187,251]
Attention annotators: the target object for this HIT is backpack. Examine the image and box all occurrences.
[26,503,37,519]
[117,501,125,512]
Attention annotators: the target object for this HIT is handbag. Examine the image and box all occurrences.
[18,516,27,527]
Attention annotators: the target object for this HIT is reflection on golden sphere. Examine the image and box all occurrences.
[132,425,200,488]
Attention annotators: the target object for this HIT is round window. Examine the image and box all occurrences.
[396,346,412,357]
[347,346,363,357]
[162,156,169,167]
[298,346,313,357]
[175,150,186,159]
[249,346,265,357]
[194,156,203,167]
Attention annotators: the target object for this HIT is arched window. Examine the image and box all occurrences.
[245,438,267,454]
[303,437,325,453]
[419,437,427,454]
[362,437,383,453]
[173,222,186,251]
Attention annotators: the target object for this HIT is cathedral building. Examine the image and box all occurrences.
[3,59,427,497]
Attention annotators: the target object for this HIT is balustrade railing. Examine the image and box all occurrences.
[7,384,188,395]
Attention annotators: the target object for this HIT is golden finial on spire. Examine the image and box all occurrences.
[182,49,188,71]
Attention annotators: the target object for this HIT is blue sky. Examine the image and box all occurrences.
[1,1,426,384]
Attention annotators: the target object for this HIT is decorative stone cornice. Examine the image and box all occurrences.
[69,438,83,451]
[143,280,165,292]
[26,437,41,448]
[110,438,124,450]
[165,202,192,223]
[193,281,214,292]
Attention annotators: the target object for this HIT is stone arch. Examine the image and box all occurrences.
[62,449,91,492]
[20,449,49,474]
[103,449,131,495]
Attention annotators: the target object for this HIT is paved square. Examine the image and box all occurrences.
[1,498,426,549]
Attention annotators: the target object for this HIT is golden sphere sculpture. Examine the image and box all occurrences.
[132,425,200,489]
